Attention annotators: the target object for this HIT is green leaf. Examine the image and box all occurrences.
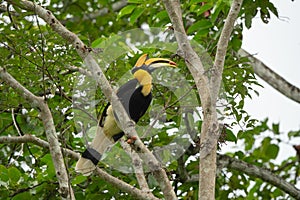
[197,3,214,16]
[72,175,87,185]
[130,7,144,24]
[91,37,105,48]
[8,167,21,184]
[288,130,300,138]
[211,1,225,23]
[231,35,242,51]
[244,13,253,29]
[229,174,239,188]
[40,154,56,178]
[267,1,278,17]
[155,10,168,20]
[187,20,212,34]
[225,129,237,142]
[11,192,31,200]
[265,144,279,159]
[272,123,280,135]
[190,0,203,4]
[117,5,136,19]
[260,7,270,23]
[248,180,263,198]
[0,165,9,182]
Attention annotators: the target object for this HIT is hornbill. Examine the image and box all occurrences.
[75,54,177,175]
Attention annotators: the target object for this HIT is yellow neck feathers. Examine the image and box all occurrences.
[133,69,152,96]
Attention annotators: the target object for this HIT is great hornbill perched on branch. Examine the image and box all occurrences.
[75,54,177,175]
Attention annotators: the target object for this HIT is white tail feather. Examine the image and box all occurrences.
[75,128,114,175]
[75,157,96,176]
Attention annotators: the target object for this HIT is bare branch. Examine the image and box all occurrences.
[64,65,93,77]
[239,49,300,104]
[0,135,160,200]
[0,134,70,154]
[10,108,24,162]
[11,108,22,136]
[0,67,74,199]
[133,155,150,192]
[212,0,243,102]
[218,155,300,199]
[7,1,177,198]
[95,168,159,200]
[162,0,211,108]
[162,1,218,199]
[183,154,300,199]
[120,140,151,192]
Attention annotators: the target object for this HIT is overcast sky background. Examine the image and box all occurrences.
[224,0,300,162]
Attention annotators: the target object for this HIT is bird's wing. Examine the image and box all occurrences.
[98,79,138,127]
[129,86,152,123]
[117,79,139,114]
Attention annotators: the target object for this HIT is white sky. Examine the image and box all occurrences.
[238,0,300,161]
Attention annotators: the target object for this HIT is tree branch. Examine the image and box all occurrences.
[7,1,177,199]
[185,155,300,199]
[0,134,72,156]
[239,49,300,104]
[212,0,243,102]
[218,154,300,199]
[0,67,74,199]
[162,0,211,107]
[162,1,217,199]
[64,65,93,77]
[0,135,160,200]
[120,140,151,192]
[163,0,243,199]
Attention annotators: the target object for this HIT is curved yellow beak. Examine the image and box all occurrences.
[132,54,177,73]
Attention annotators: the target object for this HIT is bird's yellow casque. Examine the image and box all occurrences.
[75,54,176,175]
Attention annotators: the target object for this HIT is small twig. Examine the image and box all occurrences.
[10,181,49,197]
[10,108,24,163]
[120,140,151,192]
[11,108,22,136]
[64,65,93,77]
[6,4,19,29]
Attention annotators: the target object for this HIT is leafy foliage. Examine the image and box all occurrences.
[0,0,299,199]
